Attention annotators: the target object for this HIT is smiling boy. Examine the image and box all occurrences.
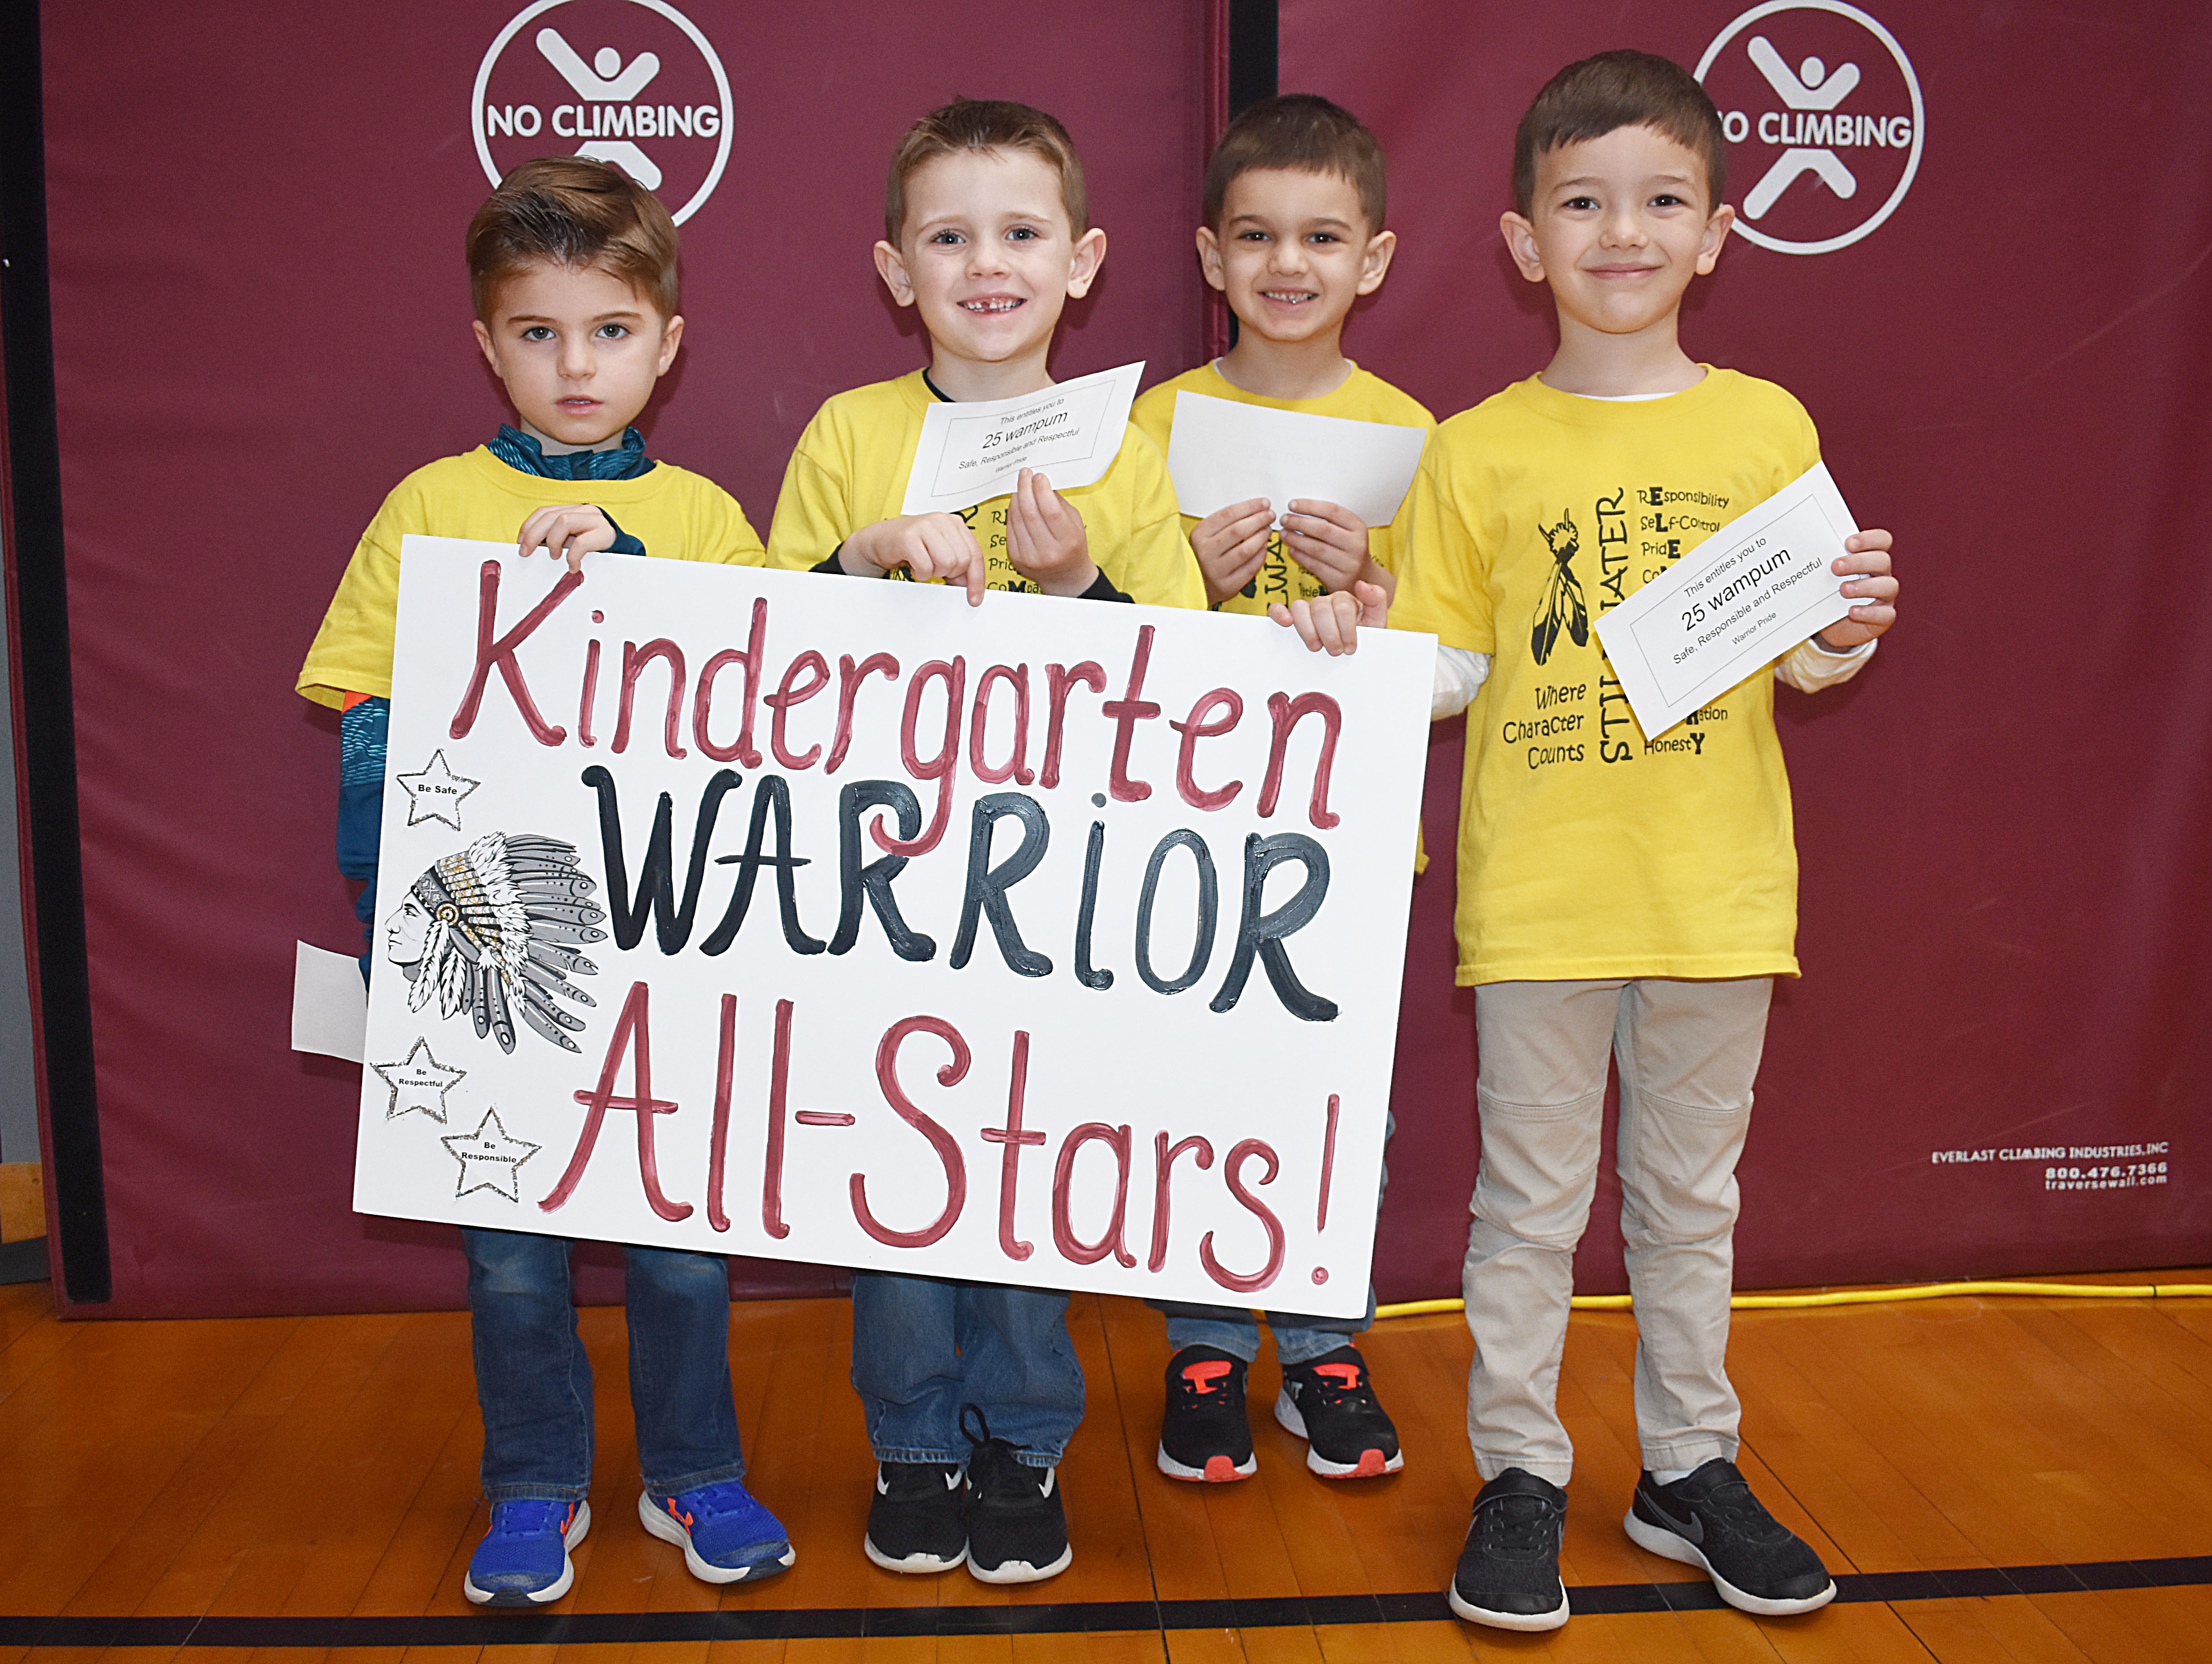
[764,98,1199,1588]
[298,157,791,1607]
[1126,95,1426,1489]
[1384,54,1901,1630]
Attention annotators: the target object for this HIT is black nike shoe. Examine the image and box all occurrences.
[1157,1345,1258,1482]
[1447,1467,1570,1631]
[1275,1346,1402,1478]
[864,1461,967,1573]
[1624,1459,1836,1615]
[961,1405,1071,1584]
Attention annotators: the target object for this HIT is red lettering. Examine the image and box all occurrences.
[850,1015,970,1248]
[1052,1123,1136,1267]
[757,997,797,1239]
[578,637,602,748]
[978,1029,1046,1261]
[708,994,736,1233]
[767,650,830,769]
[875,658,965,857]
[1042,661,1106,789]
[692,595,768,766]
[1317,1093,1340,1231]
[1200,1139,1284,1294]
[1148,1131,1215,1273]
[539,980,691,1222]
[1101,627,1160,802]
[1170,688,1244,811]
[1258,692,1342,829]
[969,663,1033,786]
[612,639,688,758]
[827,652,899,774]
[450,560,581,743]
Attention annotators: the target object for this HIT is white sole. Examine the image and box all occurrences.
[967,1542,1074,1584]
[1622,1509,1837,1615]
[864,1534,968,1574]
[1273,1389,1403,1478]
[1156,1441,1257,1482]
[462,1498,591,1605]
[637,1491,795,1584]
[1445,1580,1569,1631]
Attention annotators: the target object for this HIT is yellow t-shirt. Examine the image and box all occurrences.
[1129,361,1433,615]
[764,370,1204,609]
[298,449,765,708]
[1390,369,1822,986]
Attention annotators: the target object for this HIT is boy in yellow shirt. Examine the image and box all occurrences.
[1387,54,1901,1631]
[1128,95,1427,1486]
[298,158,790,1606]
[765,98,1201,1585]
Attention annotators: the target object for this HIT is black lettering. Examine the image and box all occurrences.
[1210,832,1335,1021]
[950,793,1053,976]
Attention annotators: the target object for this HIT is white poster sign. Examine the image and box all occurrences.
[899,362,1145,517]
[354,539,1433,1315]
[1164,391,1427,530]
[1593,462,1861,738]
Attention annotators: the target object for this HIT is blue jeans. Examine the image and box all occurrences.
[849,1271,1082,1467]
[463,1227,747,1503]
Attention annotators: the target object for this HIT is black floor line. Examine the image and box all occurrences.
[4,1556,2209,1645]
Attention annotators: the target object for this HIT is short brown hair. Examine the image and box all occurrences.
[465,156,680,321]
[1512,51,1726,216]
[1204,94,1387,231]
[884,98,1088,244]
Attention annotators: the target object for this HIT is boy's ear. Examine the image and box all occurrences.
[1500,211,1545,283]
[1696,203,1736,275]
[1195,225,1227,293]
[873,239,917,308]
[654,313,685,375]
[1066,227,1107,299]
[1355,228,1398,296]
[472,317,498,369]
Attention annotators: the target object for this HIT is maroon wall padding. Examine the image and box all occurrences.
[1295,0,2212,1297]
[37,0,1214,1317]
[33,0,2212,1319]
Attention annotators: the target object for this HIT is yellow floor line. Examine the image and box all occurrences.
[1375,1281,2212,1320]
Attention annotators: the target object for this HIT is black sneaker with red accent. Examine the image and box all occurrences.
[1274,1345,1402,1478]
[1156,1345,1257,1482]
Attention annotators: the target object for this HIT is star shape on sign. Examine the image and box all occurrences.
[442,1109,540,1203]
[395,749,480,829]
[370,1038,467,1123]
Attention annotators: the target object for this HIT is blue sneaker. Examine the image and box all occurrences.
[462,1497,590,1605]
[638,1480,796,1584]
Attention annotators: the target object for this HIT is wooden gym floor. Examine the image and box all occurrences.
[4,1273,2212,1662]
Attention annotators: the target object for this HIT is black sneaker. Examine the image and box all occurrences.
[1624,1459,1836,1615]
[1447,1468,1570,1631]
[1157,1345,1258,1482]
[864,1461,967,1573]
[961,1405,1071,1584]
[1274,1346,1403,1478]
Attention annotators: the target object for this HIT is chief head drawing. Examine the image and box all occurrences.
[385,832,603,1055]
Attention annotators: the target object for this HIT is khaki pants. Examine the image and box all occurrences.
[1465,977,1771,1485]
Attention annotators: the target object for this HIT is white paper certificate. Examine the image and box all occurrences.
[1592,462,1861,740]
[899,361,1145,516]
[1165,391,1428,528]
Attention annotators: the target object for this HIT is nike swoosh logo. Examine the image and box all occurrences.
[1650,1494,1703,1543]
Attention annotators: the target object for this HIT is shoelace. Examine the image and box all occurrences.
[1174,1358,1245,1407]
[960,1404,1043,1504]
[1694,1477,1792,1540]
[486,1498,571,1539]
[1476,1491,1562,1556]
[1297,1360,1380,1411]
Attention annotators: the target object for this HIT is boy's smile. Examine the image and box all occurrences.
[1503,124,1733,355]
[473,262,682,447]
[874,147,1106,400]
[1199,167,1394,349]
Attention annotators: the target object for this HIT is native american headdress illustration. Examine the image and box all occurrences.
[388,832,604,1054]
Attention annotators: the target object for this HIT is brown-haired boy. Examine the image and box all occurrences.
[1386,51,1900,1630]
[1127,93,1425,1490]
[298,156,793,1607]
[763,97,1199,1587]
